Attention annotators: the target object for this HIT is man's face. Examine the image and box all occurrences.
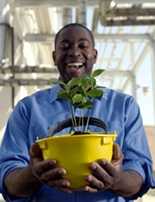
[53,26,97,82]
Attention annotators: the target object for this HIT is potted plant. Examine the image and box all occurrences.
[37,69,116,189]
[50,69,107,135]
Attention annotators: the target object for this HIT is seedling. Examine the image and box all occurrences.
[56,69,104,133]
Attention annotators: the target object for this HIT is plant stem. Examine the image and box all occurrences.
[69,103,76,130]
[82,111,84,132]
[85,112,90,132]
[72,105,78,129]
[78,114,81,131]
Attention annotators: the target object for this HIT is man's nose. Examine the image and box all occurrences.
[68,45,81,57]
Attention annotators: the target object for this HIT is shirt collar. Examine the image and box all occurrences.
[102,87,109,100]
[49,84,61,103]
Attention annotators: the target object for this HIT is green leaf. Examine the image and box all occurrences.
[58,90,70,100]
[70,86,85,98]
[90,77,96,88]
[79,100,92,109]
[67,77,81,88]
[81,76,91,86]
[80,76,96,92]
[87,88,103,98]
[72,94,84,104]
[92,69,104,77]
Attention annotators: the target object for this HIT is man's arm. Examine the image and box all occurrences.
[84,144,143,197]
[4,143,71,197]
[4,166,42,197]
[85,160,143,197]
[111,169,143,197]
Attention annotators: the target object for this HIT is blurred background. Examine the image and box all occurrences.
[0,0,155,201]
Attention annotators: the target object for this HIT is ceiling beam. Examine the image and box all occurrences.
[0,69,132,86]
[0,66,132,75]
[104,19,155,26]
[0,66,58,73]
[14,0,155,7]
[14,0,100,7]
[0,78,56,86]
[114,0,155,3]
[34,8,52,34]
[109,8,155,16]
[122,43,150,91]
[23,33,151,42]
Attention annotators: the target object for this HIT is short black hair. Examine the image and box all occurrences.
[55,23,95,48]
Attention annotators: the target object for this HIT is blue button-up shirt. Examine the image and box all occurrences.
[0,84,154,202]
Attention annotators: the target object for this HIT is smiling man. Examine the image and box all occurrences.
[0,23,155,202]
[53,24,97,82]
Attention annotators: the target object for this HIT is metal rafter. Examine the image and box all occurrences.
[0,69,132,86]
[63,7,73,25]
[0,66,57,73]
[0,78,56,86]
[122,43,150,91]
[34,7,52,33]
[23,33,151,42]
[109,8,155,16]
[115,0,155,3]
[104,19,155,26]
[14,0,155,7]
[14,0,100,7]
[122,28,155,91]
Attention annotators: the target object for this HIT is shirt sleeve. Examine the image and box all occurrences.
[0,101,31,201]
[122,96,155,198]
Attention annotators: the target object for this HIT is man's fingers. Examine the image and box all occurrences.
[40,167,66,181]
[47,179,71,188]
[112,143,123,163]
[90,162,113,187]
[84,186,98,192]
[99,160,117,177]
[30,143,43,160]
[85,174,104,190]
[32,160,56,178]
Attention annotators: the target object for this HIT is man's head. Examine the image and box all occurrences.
[53,23,97,82]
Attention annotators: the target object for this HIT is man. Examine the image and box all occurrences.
[0,23,154,202]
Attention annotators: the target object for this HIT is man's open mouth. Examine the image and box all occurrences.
[67,62,84,69]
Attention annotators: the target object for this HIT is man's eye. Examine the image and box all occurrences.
[79,42,89,49]
[60,43,69,49]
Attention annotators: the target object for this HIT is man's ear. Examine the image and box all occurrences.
[93,49,98,63]
[52,51,56,65]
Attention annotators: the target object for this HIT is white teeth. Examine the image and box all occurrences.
[67,63,83,67]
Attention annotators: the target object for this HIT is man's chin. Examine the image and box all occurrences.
[61,66,92,82]
[65,68,84,79]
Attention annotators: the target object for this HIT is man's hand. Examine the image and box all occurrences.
[29,143,71,193]
[84,143,123,192]
[83,143,143,197]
